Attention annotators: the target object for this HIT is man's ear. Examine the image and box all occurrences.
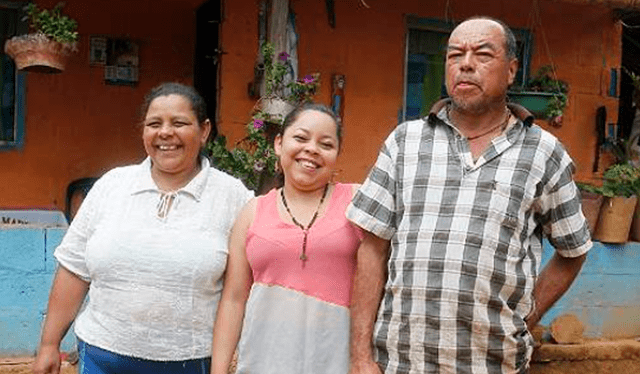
[508,58,518,86]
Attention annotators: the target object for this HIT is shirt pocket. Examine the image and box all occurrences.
[476,180,533,243]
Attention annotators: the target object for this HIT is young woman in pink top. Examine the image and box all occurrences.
[211,103,363,374]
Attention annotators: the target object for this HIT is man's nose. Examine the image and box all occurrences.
[460,52,475,71]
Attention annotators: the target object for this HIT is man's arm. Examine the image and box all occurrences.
[350,231,390,374]
[525,252,586,330]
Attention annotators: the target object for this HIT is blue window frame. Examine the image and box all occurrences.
[0,1,26,150]
[402,16,533,121]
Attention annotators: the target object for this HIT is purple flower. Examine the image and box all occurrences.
[253,119,264,129]
[278,52,289,62]
[303,75,314,84]
[253,160,266,172]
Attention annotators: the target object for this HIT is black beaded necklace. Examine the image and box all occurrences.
[280,184,329,261]
[466,111,511,141]
[447,105,511,141]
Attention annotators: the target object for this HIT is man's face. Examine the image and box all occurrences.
[445,19,518,114]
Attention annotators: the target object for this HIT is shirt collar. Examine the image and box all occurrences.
[426,98,535,128]
[130,157,210,201]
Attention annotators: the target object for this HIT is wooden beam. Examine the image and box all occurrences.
[269,0,289,55]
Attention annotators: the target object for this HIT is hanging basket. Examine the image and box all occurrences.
[4,34,76,74]
[507,91,559,118]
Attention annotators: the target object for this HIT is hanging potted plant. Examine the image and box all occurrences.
[257,41,320,122]
[4,2,79,73]
[508,65,568,127]
[592,163,640,243]
[206,41,320,194]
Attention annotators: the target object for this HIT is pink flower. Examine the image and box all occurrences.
[303,75,314,84]
[553,115,563,125]
[253,119,264,129]
[278,52,289,62]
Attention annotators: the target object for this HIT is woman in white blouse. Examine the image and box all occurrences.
[33,83,252,374]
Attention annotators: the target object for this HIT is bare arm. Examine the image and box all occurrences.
[33,266,90,374]
[350,231,390,374]
[211,199,256,374]
[525,252,586,330]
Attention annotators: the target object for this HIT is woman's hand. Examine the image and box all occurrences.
[32,344,61,374]
[34,267,89,374]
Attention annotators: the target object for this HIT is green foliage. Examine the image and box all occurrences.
[576,182,601,195]
[206,42,320,191]
[261,42,289,97]
[599,163,640,198]
[25,2,78,43]
[206,118,279,192]
[261,42,320,104]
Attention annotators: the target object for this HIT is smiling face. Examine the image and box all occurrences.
[142,94,211,189]
[274,109,340,192]
[445,19,518,114]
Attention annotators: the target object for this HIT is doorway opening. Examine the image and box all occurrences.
[194,0,222,140]
[618,11,640,143]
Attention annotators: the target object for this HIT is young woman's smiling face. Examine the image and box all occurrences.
[142,94,210,187]
[275,109,340,192]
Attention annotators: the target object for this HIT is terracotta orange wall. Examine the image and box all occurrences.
[1,0,621,208]
[0,0,202,210]
[218,0,621,185]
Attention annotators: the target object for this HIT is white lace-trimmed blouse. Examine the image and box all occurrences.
[54,157,252,361]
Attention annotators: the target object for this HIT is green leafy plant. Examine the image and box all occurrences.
[260,41,320,104]
[24,2,78,44]
[207,113,280,192]
[525,65,568,125]
[598,163,640,198]
[206,41,320,192]
[576,182,601,195]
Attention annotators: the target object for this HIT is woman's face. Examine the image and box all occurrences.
[142,94,210,184]
[274,110,339,192]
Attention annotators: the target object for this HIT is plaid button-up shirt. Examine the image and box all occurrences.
[346,100,592,374]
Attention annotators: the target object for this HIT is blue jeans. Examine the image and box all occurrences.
[77,340,211,374]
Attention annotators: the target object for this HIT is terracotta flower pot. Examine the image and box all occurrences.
[629,200,640,242]
[4,34,75,74]
[580,191,603,235]
[593,196,638,243]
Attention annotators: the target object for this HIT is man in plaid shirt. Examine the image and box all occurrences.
[347,16,591,374]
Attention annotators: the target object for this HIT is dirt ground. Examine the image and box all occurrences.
[0,358,75,374]
[1,339,638,373]
[530,338,640,374]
